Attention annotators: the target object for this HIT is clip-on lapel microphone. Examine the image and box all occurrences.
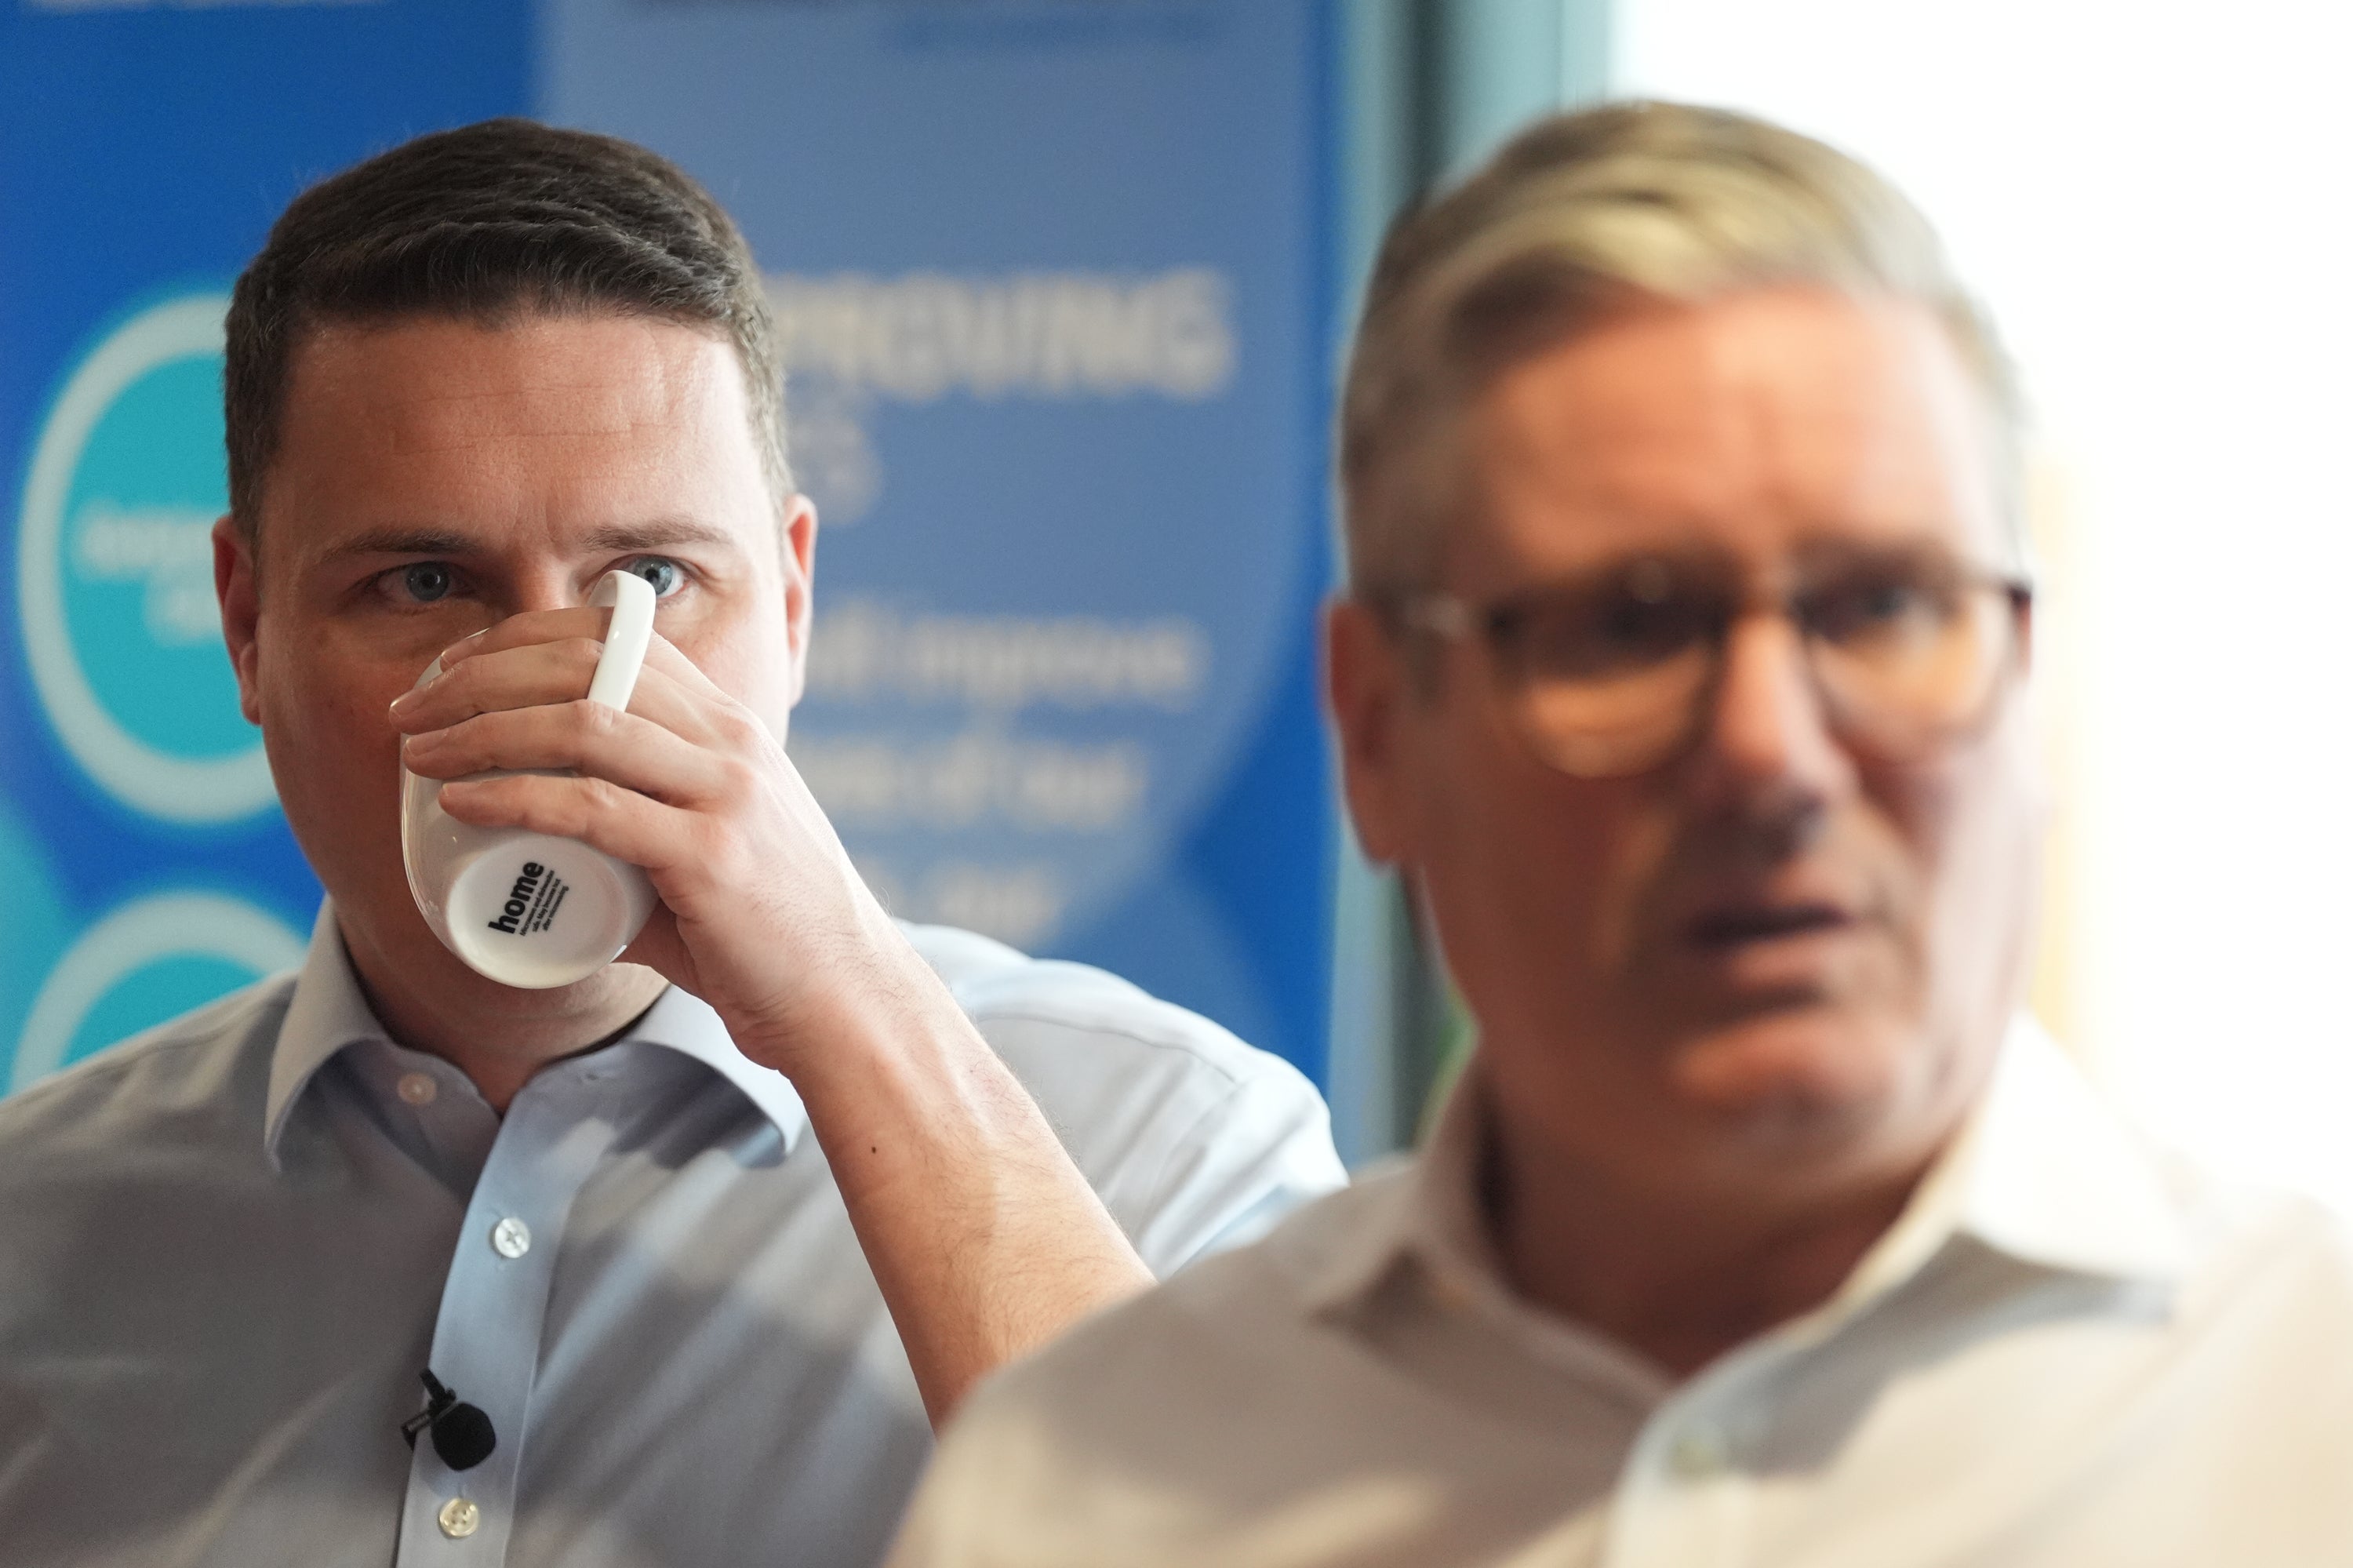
[401,1370,497,1472]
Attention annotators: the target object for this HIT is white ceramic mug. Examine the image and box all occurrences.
[400,570,660,989]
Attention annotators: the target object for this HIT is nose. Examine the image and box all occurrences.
[1685,612,1856,839]
[510,562,587,616]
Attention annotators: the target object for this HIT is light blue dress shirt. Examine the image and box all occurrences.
[0,902,1344,1568]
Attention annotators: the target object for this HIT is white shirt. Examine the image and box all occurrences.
[893,1022,2353,1566]
[0,901,1345,1568]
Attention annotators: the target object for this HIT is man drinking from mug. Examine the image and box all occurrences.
[0,119,1342,1568]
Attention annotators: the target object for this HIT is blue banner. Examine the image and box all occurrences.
[2,0,1337,1090]
[0,0,533,1092]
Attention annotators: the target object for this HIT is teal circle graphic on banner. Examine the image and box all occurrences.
[17,293,275,822]
[9,893,306,1093]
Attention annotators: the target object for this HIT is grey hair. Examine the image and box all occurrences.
[1339,100,2021,600]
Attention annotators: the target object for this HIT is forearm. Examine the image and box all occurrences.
[403,615,1158,1421]
[750,969,1155,1428]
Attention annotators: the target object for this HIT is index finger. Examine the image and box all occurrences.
[435,605,616,673]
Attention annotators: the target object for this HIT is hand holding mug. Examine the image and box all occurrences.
[389,571,902,1073]
[400,569,660,988]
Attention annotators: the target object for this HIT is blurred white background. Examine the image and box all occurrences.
[1618,0,2353,1207]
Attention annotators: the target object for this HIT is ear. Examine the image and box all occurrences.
[1324,598,1418,867]
[213,515,264,726]
[778,492,820,708]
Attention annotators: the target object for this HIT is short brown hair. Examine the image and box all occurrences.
[224,117,789,532]
[1340,100,2019,600]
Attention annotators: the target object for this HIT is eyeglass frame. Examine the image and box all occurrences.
[1369,552,2036,779]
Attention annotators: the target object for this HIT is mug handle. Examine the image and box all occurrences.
[585,569,657,713]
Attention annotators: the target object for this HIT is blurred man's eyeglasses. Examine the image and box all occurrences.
[1380,547,2034,779]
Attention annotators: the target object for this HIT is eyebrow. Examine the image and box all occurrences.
[1787,534,1988,577]
[318,517,745,565]
[321,527,475,563]
[579,518,744,556]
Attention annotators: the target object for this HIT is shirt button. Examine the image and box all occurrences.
[489,1217,532,1259]
[438,1497,481,1539]
[1669,1427,1726,1479]
[397,1072,438,1106]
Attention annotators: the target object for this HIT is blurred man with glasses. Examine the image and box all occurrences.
[890,102,2353,1566]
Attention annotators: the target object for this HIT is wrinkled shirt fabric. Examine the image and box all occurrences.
[894,1022,2353,1568]
[0,902,1345,1568]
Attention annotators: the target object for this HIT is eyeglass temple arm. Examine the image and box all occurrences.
[1379,592,1481,639]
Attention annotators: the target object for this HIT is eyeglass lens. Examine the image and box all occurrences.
[1486,549,2022,777]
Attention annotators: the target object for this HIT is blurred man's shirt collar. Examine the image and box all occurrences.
[1303,1017,2191,1374]
[893,1015,2353,1565]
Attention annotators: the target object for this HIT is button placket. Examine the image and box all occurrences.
[1606,1427,1745,1568]
[394,1074,619,1566]
[1603,1351,1784,1568]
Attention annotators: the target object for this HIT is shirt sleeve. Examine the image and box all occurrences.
[963,982,1347,1280]
[1123,1057,1347,1271]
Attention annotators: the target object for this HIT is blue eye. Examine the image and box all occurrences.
[402,562,454,603]
[627,558,684,598]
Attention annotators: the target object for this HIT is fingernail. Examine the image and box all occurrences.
[440,628,489,664]
[388,689,418,716]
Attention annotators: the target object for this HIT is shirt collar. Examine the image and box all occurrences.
[264,901,390,1165]
[1305,1013,2190,1324]
[264,899,809,1167]
[616,980,810,1154]
[1935,1014,2188,1282]
[1818,1017,2188,1308]
[1295,1062,1501,1322]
